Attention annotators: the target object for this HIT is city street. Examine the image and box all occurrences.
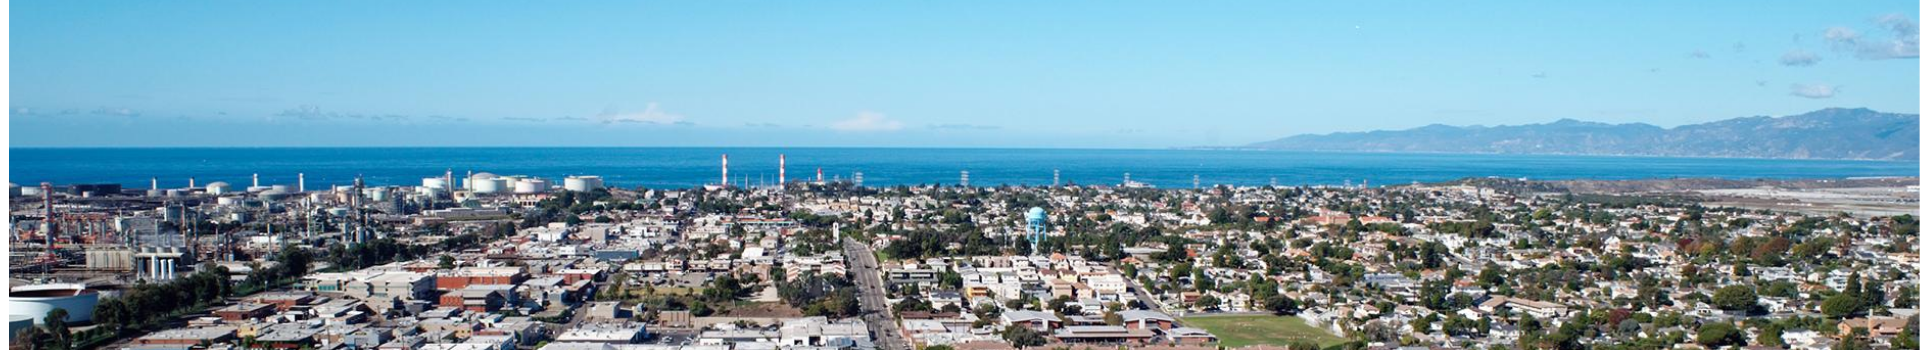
[844,238,911,350]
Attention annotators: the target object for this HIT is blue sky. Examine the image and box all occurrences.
[11,1,1918,148]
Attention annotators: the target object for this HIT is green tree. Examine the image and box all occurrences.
[1265,295,1300,315]
[1001,325,1047,347]
[43,308,72,350]
[1712,285,1760,314]
[1195,295,1221,310]
[1823,294,1863,319]
[1697,322,1744,348]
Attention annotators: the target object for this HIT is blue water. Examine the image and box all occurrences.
[9,147,1917,190]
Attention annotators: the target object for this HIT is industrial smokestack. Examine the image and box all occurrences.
[42,182,55,249]
[252,173,260,187]
[189,177,196,188]
[721,154,730,187]
[779,154,786,186]
[298,173,306,192]
[816,168,823,184]
[151,177,159,190]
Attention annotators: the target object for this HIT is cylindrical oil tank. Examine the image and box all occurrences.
[216,196,241,206]
[327,208,350,217]
[19,186,44,197]
[9,284,98,326]
[466,172,499,190]
[563,176,604,192]
[474,178,508,194]
[270,185,292,192]
[513,178,548,193]
[260,189,290,201]
[367,189,389,201]
[205,181,233,195]
[423,177,449,191]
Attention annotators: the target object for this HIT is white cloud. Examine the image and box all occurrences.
[598,102,687,125]
[831,111,904,132]
[1825,26,1861,45]
[1789,83,1837,99]
[1880,13,1917,36]
[1778,50,1822,66]
[1822,14,1919,60]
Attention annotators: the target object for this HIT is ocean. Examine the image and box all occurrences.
[9,147,1917,190]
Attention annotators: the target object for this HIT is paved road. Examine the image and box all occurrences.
[1124,274,1177,316]
[844,238,911,350]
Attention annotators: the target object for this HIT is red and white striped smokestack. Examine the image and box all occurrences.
[721,154,729,187]
[816,168,823,183]
[779,154,786,185]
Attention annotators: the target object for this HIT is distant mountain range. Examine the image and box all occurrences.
[1244,108,1918,161]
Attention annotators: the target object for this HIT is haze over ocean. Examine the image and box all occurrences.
[10,148,1916,190]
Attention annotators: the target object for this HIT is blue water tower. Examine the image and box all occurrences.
[1024,207,1047,251]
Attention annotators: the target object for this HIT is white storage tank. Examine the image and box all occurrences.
[474,178,509,194]
[466,172,499,190]
[216,196,241,206]
[20,186,45,197]
[563,176,604,192]
[423,177,450,191]
[9,284,98,326]
[327,208,350,217]
[205,181,234,195]
[513,178,548,194]
[367,189,389,201]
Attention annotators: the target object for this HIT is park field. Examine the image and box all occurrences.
[1182,314,1347,349]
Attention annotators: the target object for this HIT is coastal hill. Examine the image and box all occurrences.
[1246,108,1918,161]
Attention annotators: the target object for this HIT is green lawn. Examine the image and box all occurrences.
[1182,314,1347,349]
